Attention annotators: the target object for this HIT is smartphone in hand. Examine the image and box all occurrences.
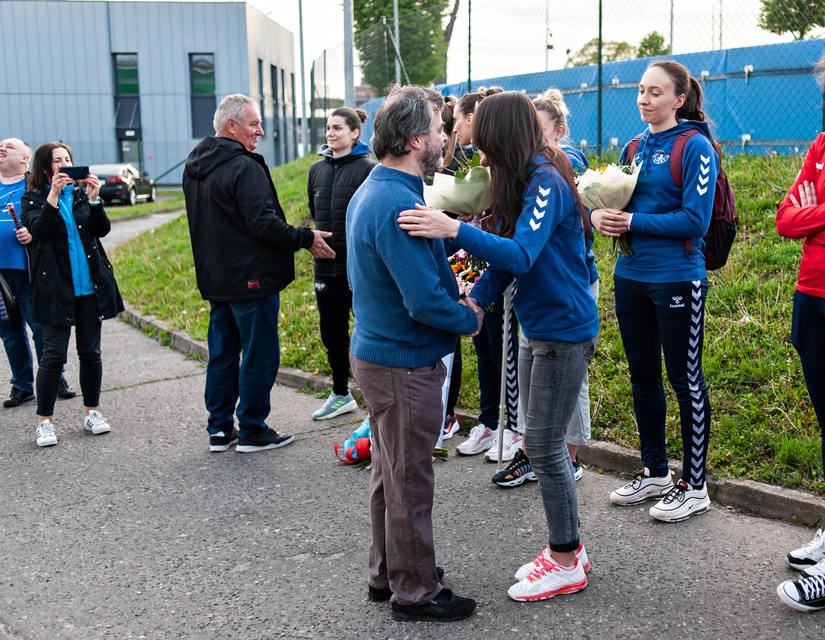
[62,166,90,181]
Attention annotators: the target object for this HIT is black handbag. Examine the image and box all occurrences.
[0,273,16,321]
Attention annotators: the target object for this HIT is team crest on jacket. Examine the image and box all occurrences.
[652,151,670,165]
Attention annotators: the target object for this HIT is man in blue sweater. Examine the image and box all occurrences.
[347,85,481,623]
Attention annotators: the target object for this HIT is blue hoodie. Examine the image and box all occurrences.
[617,120,720,283]
[458,154,598,344]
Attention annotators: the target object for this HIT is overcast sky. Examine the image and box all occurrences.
[103,0,803,110]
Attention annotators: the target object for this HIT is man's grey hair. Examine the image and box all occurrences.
[213,94,257,133]
[372,85,443,160]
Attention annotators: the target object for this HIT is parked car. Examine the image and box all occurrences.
[89,163,156,206]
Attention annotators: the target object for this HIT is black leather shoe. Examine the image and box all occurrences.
[391,588,476,622]
[3,388,34,408]
[368,567,445,602]
[57,377,76,400]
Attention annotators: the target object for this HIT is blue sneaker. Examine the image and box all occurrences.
[312,392,357,420]
[572,455,583,482]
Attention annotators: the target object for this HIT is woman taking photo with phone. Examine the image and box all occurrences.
[398,91,598,602]
[22,142,123,447]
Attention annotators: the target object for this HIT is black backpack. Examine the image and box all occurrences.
[626,130,739,270]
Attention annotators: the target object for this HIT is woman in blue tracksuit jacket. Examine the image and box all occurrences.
[591,59,720,523]
[398,91,598,602]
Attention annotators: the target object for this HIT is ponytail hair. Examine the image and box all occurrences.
[455,86,504,118]
[533,88,571,142]
[648,59,723,162]
[329,107,368,146]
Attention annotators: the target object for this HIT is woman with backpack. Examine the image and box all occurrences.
[775,51,825,613]
[591,59,720,522]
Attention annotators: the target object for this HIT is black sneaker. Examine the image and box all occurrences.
[236,427,294,453]
[3,388,34,408]
[57,376,77,400]
[209,429,239,452]
[368,567,444,602]
[778,574,825,612]
[391,588,476,622]
[492,449,537,487]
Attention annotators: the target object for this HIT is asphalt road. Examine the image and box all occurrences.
[1,213,824,639]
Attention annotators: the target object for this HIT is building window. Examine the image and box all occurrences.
[190,53,216,138]
[114,53,139,95]
[112,53,142,167]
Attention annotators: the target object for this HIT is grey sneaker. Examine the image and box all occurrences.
[36,419,57,447]
[789,529,825,571]
[610,468,673,506]
[649,480,711,522]
[84,410,111,435]
[312,392,357,420]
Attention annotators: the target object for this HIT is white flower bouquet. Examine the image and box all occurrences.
[576,161,642,211]
[424,157,492,216]
[576,161,642,256]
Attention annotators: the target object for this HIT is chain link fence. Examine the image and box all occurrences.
[309,0,825,156]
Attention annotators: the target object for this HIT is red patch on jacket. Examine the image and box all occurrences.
[247,280,260,289]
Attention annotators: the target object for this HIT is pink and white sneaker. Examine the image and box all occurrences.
[441,415,461,440]
[456,424,498,456]
[484,429,522,462]
[514,543,590,581]
[508,554,588,602]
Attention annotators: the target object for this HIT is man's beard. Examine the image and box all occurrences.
[419,138,443,177]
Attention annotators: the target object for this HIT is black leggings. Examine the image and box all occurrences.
[791,290,825,472]
[37,295,102,416]
[615,276,711,485]
[315,274,353,397]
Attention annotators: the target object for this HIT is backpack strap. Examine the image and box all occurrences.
[624,134,643,164]
[668,129,700,188]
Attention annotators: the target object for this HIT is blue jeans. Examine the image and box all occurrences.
[519,335,595,553]
[0,268,43,394]
[205,294,281,439]
[791,290,825,473]
[614,276,711,486]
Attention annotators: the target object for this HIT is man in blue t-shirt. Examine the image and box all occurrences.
[0,138,75,407]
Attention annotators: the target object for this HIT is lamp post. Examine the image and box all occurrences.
[597,0,603,158]
[298,0,307,155]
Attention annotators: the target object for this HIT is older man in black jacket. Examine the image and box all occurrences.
[183,93,334,454]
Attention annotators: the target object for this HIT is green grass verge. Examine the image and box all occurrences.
[111,151,825,492]
[105,190,185,219]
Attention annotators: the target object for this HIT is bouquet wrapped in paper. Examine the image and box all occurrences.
[424,162,492,216]
[576,161,641,211]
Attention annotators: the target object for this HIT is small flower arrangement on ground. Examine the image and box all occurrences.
[424,152,492,216]
[576,161,642,257]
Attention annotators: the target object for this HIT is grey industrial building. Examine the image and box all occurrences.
[0,0,299,184]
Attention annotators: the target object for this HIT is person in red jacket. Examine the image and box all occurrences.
[775,51,825,613]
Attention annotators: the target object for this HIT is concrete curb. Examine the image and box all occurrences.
[118,304,825,529]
